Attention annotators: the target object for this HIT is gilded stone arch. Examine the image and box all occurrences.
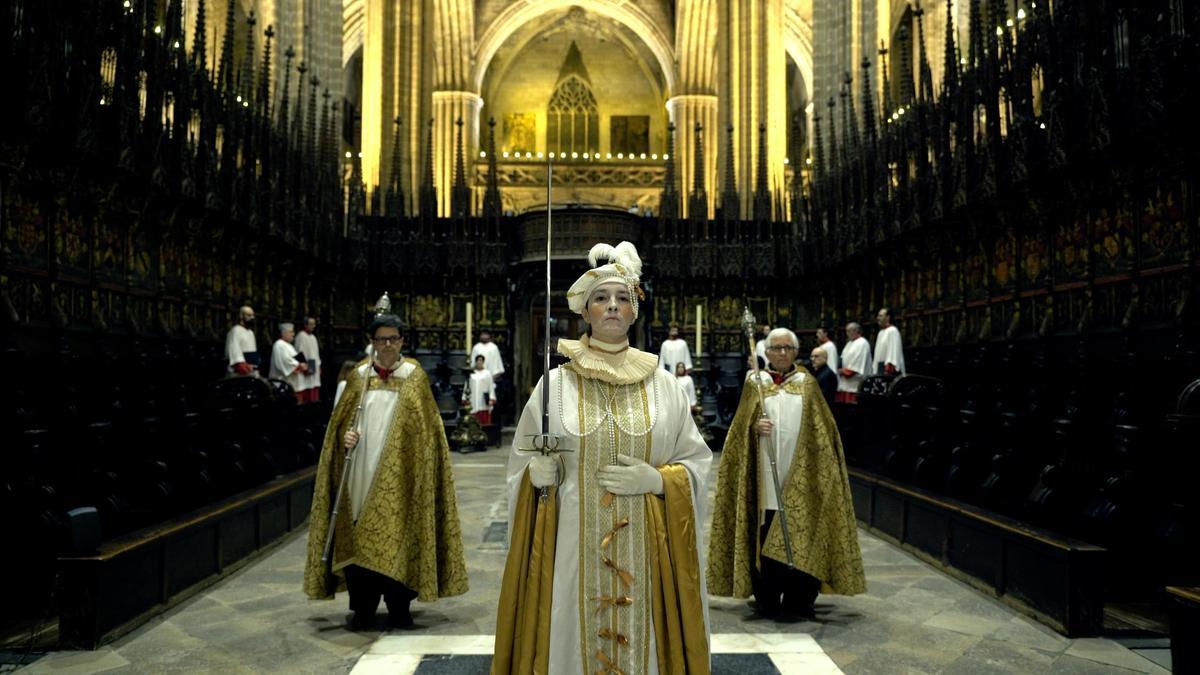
[473,0,676,94]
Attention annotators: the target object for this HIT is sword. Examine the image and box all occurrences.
[743,307,796,568]
[521,154,573,501]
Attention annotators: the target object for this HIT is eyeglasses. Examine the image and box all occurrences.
[371,336,402,345]
[766,345,797,353]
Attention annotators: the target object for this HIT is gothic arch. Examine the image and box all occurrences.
[784,3,814,105]
[474,0,676,95]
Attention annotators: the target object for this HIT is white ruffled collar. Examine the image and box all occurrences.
[556,334,658,385]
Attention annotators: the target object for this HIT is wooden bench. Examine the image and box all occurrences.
[1168,586,1200,673]
[849,467,1106,637]
[57,467,316,649]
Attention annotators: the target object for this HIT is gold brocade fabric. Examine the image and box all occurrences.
[647,465,710,675]
[574,370,654,674]
[706,374,867,598]
[303,358,469,602]
[492,476,557,675]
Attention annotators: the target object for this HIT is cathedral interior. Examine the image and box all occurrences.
[2,0,1199,673]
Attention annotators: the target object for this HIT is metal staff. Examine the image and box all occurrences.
[322,293,390,562]
[742,307,796,568]
[321,360,370,563]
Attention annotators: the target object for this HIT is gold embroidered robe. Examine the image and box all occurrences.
[706,369,867,598]
[303,358,469,602]
[493,338,712,674]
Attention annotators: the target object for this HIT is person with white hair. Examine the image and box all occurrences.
[708,326,866,622]
[268,322,308,402]
[837,322,874,403]
[494,241,713,674]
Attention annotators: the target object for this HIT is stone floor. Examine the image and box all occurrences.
[14,442,1171,674]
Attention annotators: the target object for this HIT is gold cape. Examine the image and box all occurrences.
[303,358,469,602]
[492,468,709,675]
[706,371,866,598]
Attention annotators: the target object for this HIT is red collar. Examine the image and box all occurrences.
[767,367,795,385]
[373,363,395,380]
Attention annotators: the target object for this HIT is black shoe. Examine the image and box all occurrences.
[349,612,377,631]
[748,599,781,619]
[778,604,816,623]
[386,605,413,629]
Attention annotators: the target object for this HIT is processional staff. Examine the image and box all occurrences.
[742,307,797,568]
[322,292,390,563]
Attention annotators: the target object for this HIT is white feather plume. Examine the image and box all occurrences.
[612,241,642,279]
[587,243,615,268]
[587,241,642,279]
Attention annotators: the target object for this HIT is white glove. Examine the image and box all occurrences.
[528,455,559,488]
[597,455,664,496]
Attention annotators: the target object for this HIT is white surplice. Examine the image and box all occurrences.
[347,360,415,521]
[746,369,807,511]
[294,330,321,392]
[657,337,693,373]
[820,338,840,373]
[507,364,712,674]
[463,369,496,413]
[837,336,874,393]
[874,325,906,375]
[225,324,258,373]
[470,341,505,377]
[676,374,698,407]
[269,339,303,391]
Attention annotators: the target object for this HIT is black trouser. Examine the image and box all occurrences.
[344,565,417,617]
[751,510,821,614]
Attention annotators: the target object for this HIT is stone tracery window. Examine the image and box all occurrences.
[547,76,598,157]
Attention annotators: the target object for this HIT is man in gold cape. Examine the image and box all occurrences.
[303,313,468,629]
[707,327,866,620]
[492,241,712,674]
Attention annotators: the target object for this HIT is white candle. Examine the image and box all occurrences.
[695,304,703,359]
[465,301,473,355]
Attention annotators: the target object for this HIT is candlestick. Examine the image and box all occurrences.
[695,304,703,362]
[465,301,473,357]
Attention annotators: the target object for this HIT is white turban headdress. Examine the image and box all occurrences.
[566,241,644,318]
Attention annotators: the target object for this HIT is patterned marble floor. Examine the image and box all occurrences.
[14,441,1170,674]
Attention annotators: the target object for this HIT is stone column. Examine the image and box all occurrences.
[719,0,788,219]
[666,95,718,219]
[432,91,483,217]
[361,0,429,215]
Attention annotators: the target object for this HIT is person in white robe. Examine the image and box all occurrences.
[469,330,505,379]
[269,323,308,402]
[294,317,322,403]
[874,308,906,376]
[658,323,694,373]
[816,326,840,373]
[836,322,873,404]
[493,241,712,675]
[462,355,497,425]
[675,361,698,408]
[225,305,260,376]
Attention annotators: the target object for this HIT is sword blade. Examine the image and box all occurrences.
[542,156,553,436]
